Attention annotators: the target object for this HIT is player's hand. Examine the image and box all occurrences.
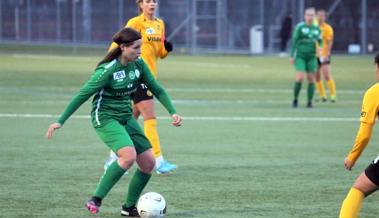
[290,58,294,64]
[171,114,182,127]
[164,40,173,52]
[45,123,62,139]
[344,157,355,171]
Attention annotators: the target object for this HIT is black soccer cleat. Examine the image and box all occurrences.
[121,205,140,217]
[292,99,298,108]
[86,196,102,214]
[307,101,313,108]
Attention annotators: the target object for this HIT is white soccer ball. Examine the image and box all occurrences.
[137,192,167,218]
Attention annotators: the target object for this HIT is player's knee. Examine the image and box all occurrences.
[140,158,155,173]
[117,149,137,169]
[117,156,136,169]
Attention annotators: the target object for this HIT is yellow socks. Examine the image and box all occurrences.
[339,187,364,218]
[326,79,336,98]
[144,119,162,158]
[316,80,326,98]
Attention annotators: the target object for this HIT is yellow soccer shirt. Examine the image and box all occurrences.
[319,22,334,57]
[347,83,379,162]
[109,14,168,78]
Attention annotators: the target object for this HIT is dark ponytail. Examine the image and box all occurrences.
[375,53,379,66]
[97,27,141,67]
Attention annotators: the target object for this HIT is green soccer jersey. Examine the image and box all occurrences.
[57,58,176,126]
[290,22,322,57]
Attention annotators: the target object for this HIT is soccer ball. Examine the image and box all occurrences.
[137,192,167,218]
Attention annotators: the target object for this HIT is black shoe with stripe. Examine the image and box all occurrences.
[121,205,140,217]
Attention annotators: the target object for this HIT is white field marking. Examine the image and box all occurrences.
[171,99,362,105]
[166,88,365,95]
[165,60,251,69]
[0,99,362,105]
[0,86,364,95]
[0,113,359,122]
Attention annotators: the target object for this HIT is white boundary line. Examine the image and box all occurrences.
[0,87,365,95]
[0,99,363,104]
[0,113,358,122]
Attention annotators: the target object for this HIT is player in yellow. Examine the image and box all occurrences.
[105,0,176,174]
[315,9,337,102]
[339,54,379,218]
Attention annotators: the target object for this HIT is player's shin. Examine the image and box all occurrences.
[293,82,302,100]
[93,160,127,199]
[124,169,152,207]
[339,187,364,218]
[307,83,315,102]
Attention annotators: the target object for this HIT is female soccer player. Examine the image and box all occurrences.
[105,0,176,174]
[45,28,182,216]
[290,8,322,108]
[315,9,336,102]
[339,54,379,218]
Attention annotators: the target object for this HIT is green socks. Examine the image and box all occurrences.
[124,169,152,207]
[94,160,126,199]
[307,83,315,102]
[294,82,315,102]
[293,82,302,100]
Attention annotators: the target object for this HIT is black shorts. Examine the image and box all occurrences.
[317,56,331,66]
[364,155,379,186]
[132,83,154,104]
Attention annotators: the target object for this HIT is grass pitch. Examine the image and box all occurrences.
[0,44,378,218]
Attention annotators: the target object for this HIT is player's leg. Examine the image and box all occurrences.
[305,57,317,108]
[87,120,136,214]
[306,72,315,108]
[321,59,337,102]
[134,84,177,174]
[121,118,155,216]
[315,58,327,102]
[293,56,306,108]
[339,156,379,218]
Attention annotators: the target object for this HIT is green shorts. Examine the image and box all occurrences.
[94,118,151,155]
[294,55,317,73]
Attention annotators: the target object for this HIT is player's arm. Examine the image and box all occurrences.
[57,67,109,126]
[138,59,182,126]
[290,24,300,58]
[317,27,323,57]
[159,22,171,59]
[139,59,175,114]
[326,27,334,56]
[345,89,379,169]
[46,67,110,139]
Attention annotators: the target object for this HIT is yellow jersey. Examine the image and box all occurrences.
[109,14,168,78]
[319,22,334,57]
[347,83,379,162]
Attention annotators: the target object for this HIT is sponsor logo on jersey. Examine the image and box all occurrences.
[301,27,310,34]
[113,70,126,81]
[147,36,162,42]
[361,111,366,117]
[128,71,136,80]
[146,27,155,35]
[135,69,140,78]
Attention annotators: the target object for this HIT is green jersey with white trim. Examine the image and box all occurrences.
[290,22,322,57]
[57,58,176,126]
